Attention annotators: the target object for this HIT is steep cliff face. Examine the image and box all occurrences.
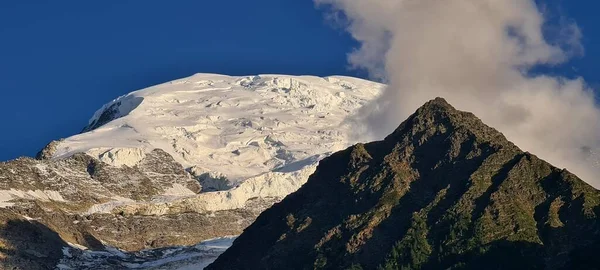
[208,98,600,270]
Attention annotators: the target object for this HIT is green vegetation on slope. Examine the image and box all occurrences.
[208,98,600,270]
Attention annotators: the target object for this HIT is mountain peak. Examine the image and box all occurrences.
[208,98,600,270]
[421,96,453,110]
[385,97,515,152]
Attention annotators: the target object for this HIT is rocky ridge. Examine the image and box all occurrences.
[209,98,600,270]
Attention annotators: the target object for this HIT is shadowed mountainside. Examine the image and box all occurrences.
[208,98,600,270]
[0,211,67,270]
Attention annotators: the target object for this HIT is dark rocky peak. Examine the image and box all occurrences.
[385,97,515,151]
[208,98,600,270]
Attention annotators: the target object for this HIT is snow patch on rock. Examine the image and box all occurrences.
[163,184,197,197]
[85,196,135,215]
[87,147,147,167]
[0,189,66,207]
[58,236,235,269]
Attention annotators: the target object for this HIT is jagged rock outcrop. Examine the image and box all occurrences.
[35,140,62,160]
[1,149,200,204]
[208,98,600,270]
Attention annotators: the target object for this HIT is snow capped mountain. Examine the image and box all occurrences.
[47,73,383,214]
[0,73,383,269]
[54,73,381,178]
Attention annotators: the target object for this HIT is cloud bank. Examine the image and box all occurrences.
[316,0,600,187]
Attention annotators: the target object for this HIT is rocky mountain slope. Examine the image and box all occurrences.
[208,98,600,270]
[0,74,383,269]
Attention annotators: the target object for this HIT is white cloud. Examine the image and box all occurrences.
[316,0,600,187]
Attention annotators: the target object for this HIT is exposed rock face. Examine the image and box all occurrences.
[1,149,200,204]
[0,211,67,270]
[0,149,272,269]
[208,98,600,270]
[35,139,62,160]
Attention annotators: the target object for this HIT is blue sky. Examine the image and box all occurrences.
[0,1,597,161]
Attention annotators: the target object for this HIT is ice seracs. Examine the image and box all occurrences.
[53,74,382,177]
[51,73,383,211]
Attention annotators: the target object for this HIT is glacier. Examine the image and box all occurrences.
[49,73,384,215]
